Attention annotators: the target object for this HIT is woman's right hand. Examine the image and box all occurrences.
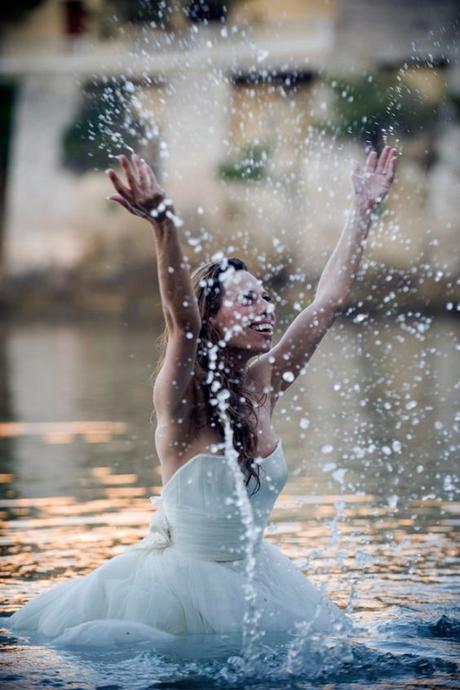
[105,153,181,225]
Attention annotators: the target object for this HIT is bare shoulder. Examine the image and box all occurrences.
[152,320,200,421]
[153,414,194,484]
[152,381,209,467]
[153,381,198,458]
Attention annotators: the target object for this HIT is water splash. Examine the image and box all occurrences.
[206,328,265,669]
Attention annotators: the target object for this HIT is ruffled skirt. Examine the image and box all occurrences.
[4,532,351,649]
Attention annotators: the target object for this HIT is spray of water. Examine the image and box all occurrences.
[196,259,267,668]
[66,6,459,678]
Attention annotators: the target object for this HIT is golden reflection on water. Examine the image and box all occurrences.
[1,458,459,615]
[0,420,127,447]
[0,421,127,438]
[0,320,459,629]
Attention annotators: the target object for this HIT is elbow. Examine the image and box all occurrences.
[331,295,347,312]
[314,293,347,315]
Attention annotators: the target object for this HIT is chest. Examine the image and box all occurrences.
[154,378,277,469]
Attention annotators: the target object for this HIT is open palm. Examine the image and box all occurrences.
[352,145,398,212]
[105,153,177,224]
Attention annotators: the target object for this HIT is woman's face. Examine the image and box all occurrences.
[210,269,276,353]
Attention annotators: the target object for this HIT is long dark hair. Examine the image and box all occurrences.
[152,257,268,495]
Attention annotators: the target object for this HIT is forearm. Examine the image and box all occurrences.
[315,202,372,308]
[150,219,200,331]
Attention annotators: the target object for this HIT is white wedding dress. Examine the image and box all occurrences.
[5,440,351,650]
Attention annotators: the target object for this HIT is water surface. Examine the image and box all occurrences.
[0,317,459,688]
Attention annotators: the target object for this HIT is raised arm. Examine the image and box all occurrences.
[254,145,399,399]
[107,154,199,331]
[106,154,201,418]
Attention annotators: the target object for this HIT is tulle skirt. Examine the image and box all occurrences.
[4,536,351,650]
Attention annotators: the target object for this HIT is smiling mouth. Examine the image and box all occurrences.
[249,324,273,336]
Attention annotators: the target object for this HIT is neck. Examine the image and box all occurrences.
[223,347,254,376]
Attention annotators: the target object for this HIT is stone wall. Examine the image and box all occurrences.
[0,0,459,316]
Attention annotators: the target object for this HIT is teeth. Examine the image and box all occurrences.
[251,324,272,332]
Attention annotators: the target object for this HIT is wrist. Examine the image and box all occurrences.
[148,217,176,238]
[343,206,371,244]
[353,193,372,211]
[351,199,373,227]
[148,218,180,246]
[148,202,176,228]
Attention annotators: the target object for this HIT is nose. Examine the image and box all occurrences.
[261,299,275,317]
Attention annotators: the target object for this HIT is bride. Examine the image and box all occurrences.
[5,146,397,648]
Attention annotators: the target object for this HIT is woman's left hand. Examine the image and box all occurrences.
[352,145,399,213]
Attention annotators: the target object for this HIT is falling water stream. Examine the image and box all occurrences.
[202,268,277,670]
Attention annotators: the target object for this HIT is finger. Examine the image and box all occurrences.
[141,159,156,194]
[365,149,378,173]
[385,151,398,182]
[144,163,159,191]
[375,145,391,174]
[133,153,148,189]
[384,148,398,175]
[117,154,138,192]
[148,163,159,185]
[145,161,162,193]
[351,160,362,187]
[107,194,134,212]
[352,161,364,193]
[105,169,131,199]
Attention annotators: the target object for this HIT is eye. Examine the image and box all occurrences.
[263,294,273,302]
[238,292,255,305]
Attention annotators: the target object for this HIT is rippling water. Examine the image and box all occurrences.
[0,317,459,689]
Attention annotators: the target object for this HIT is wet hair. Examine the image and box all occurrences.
[152,257,268,495]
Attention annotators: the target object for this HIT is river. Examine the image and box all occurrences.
[0,314,459,688]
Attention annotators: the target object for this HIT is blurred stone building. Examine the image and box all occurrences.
[0,0,459,316]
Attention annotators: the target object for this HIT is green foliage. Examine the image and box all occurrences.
[448,92,460,121]
[316,71,441,146]
[0,82,17,169]
[0,0,45,28]
[62,80,149,174]
[104,0,239,27]
[105,0,172,25]
[218,144,270,182]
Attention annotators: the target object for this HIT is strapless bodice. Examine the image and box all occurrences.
[144,441,288,562]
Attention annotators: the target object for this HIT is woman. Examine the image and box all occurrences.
[4,146,398,648]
